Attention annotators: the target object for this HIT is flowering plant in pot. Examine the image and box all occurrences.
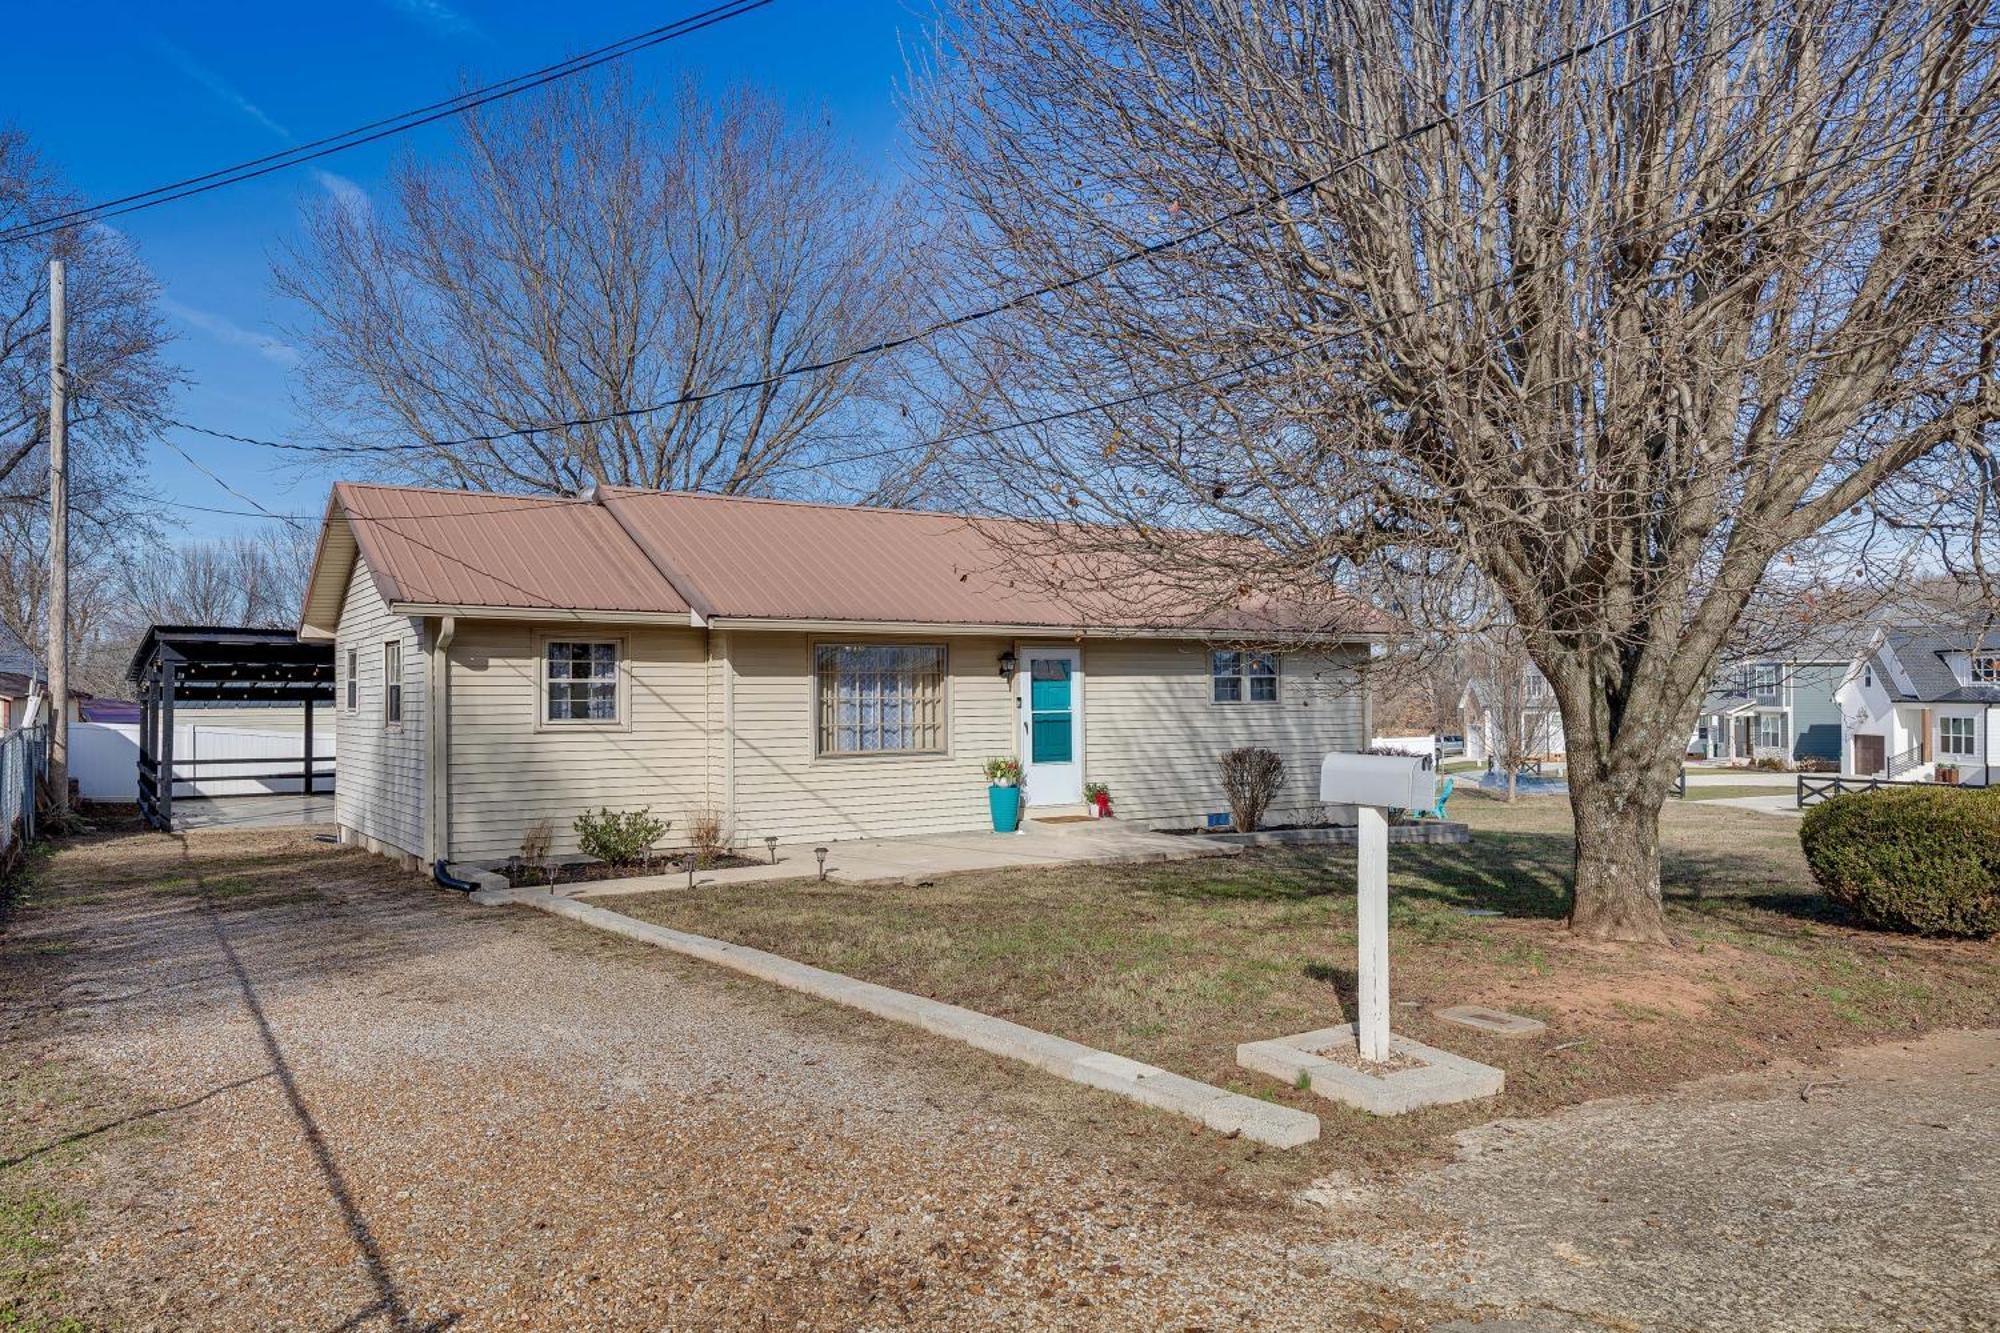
[984,756,1024,832]
[1083,781,1112,818]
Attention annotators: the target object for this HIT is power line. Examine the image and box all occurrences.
[112,3,1675,455]
[0,0,777,245]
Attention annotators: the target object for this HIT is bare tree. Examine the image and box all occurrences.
[118,528,308,630]
[276,75,927,500]
[911,0,2000,941]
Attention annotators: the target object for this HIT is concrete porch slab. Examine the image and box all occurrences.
[488,820,1241,899]
[1238,1022,1504,1116]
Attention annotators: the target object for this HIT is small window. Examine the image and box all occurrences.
[1752,665,1780,695]
[1974,656,1999,685]
[382,640,403,726]
[344,648,358,711]
[815,643,946,755]
[1862,665,1873,689]
[544,640,619,723]
[1212,650,1279,704]
[1940,716,1976,756]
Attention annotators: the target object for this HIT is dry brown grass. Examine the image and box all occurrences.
[603,788,2000,1170]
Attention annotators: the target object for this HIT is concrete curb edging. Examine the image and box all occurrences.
[479,886,1320,1149]
[1238,1022,1503,1116]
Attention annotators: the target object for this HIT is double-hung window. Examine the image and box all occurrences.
[544,640,620,723]
[1212,650,1279,704]
[1751,664,1780,697]
[344,648,358,711]
[1755,712,1785,750]
[1940,716,1976,757]
[1973,656,1999,685]
[815,643,945,755]
[382,641,403,726]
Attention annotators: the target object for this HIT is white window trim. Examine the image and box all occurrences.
[1756,712,1785,749]
[1972,656,1999,685]
[534,633,630,732]
[811,639,951,760]
[1939,715,1977,757]
[382,639,404,730]
[1211,649,1281,705]
[344,647,358,712]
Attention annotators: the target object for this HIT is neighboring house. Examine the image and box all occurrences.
[1834,627,1999,786]
[1458,667,1565,767]
[1691,645,1852,765]
[298,483,1386,868]
[0,670,112,732]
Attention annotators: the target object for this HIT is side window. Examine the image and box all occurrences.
[344,648,358,711]
[1212,650,1280,704]
[383,640,403,726]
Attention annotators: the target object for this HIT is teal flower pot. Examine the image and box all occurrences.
[988,783,1021,833]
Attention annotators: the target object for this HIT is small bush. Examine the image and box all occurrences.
[684,804,730,868]
[573,807,671,866]
[518,819,553,868]
[984,756,1023,786]
[1220,746,1285,833]
[1799,786,2000,938]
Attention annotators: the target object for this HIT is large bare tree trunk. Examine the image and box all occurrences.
[1567,771,1669,943]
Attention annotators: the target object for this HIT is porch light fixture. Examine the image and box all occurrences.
[998,650,1018,679]
[814,846,829,881]
[763,835,778,864]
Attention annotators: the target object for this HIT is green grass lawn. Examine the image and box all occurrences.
[603,788,2000,1169]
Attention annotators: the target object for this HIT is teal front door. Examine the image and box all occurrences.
[1019,648,1083,805]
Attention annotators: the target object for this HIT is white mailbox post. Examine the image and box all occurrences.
[1319,752,1437,1062]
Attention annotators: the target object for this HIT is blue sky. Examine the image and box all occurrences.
[6,1,919,537]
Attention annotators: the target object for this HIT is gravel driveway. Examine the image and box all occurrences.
[4,824,1994,1330]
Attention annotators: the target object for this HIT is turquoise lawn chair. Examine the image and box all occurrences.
[1419,775,1455,820]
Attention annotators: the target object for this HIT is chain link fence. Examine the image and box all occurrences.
[0,724,51,865]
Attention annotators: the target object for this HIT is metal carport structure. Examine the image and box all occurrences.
[125,626,335,830]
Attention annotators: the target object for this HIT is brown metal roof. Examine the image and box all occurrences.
[314,482,1385,636]
[334,483,690,615]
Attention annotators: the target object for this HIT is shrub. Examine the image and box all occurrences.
[518,819,554,868]
[1220,746,1285,832]
[573,807,671,866]
[684,804,730,868]
[1798,786,2000,938]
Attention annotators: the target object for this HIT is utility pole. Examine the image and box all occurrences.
[47,259,69,815]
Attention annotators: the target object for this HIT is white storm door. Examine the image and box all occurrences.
[1019,648,1083,806]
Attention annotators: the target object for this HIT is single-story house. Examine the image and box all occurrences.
[1834,626,1998,785]
[299,484,1387,869]
[1458,667,1565,767]
[1690,643,1852,765]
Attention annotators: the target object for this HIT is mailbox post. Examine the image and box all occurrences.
[1319,753,1437,1062]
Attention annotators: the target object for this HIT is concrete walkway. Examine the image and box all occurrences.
[1704,793,1804,817]
[511,818,1240,899]
[1681,768,1798,789]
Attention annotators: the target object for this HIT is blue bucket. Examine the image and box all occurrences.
[988,784,1022,833]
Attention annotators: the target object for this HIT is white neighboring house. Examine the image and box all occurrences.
[1834,627,1999,786]
[1458,668,1565,767]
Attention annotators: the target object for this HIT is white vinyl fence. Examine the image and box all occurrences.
[72,722,334,800]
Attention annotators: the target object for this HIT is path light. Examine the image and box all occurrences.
[764,835,778,864]
[814,846,828,881]
[686,856,696,890]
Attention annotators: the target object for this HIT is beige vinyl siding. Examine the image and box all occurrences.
[1082,639,1367,827]
[445,621,711,862]
[728,632,1013,845]
[333,556,425,857]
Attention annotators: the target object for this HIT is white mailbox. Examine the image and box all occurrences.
[1320,752,1436,813]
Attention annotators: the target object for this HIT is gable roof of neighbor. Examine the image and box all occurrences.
[301,482,1388,641]
[1865,626,2000,704]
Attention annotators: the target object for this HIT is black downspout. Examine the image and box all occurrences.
[432,859,477,893]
